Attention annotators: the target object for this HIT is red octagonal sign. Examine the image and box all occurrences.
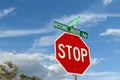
[54,32,91,75]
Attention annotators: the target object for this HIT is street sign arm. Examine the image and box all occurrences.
[66,16,80,27]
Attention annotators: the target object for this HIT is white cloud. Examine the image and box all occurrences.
[103,0,112,5]
[46,64,68,80]
[91,58,104,65]
[0,51,69,80]
[100,28,120,36]
[33,35,56,47]
[0,7,16,18]
[84,71,120,80]
[79,13,107,27]
[28,32,62,53]
[0,28,54,38]
[0,51,55,64]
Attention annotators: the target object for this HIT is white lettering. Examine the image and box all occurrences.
[57,44,88,62]
[81,48,87,62]
[58,44,65,58]
[73,47,80,61]
[66,45,72,59]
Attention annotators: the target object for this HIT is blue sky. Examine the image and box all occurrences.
[0,0,120,80]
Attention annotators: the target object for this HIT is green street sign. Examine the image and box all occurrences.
[54,21,88,39]
[66,16,80,27]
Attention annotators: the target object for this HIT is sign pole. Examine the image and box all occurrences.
[73,74,77,80]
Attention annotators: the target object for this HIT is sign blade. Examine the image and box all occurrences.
[66,16,80,27]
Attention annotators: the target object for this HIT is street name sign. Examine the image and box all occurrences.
[54,21,88,39]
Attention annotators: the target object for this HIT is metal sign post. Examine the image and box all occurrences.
[73,74,77,80]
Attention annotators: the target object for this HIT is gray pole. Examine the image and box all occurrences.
[73,74,77,80]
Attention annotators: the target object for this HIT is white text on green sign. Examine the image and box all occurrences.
[54,21,88,39]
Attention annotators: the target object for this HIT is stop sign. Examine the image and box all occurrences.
[54,32,91,75]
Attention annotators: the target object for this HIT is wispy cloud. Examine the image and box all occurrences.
[114,38,120,42]
[0,7,16,18]
[85,71,120,80]
[33,35,57,47]
[28,31,61,53]
[91,58,104,65]
[100,28,120,36]
[103,0,112,5]
[0,28,54,38]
